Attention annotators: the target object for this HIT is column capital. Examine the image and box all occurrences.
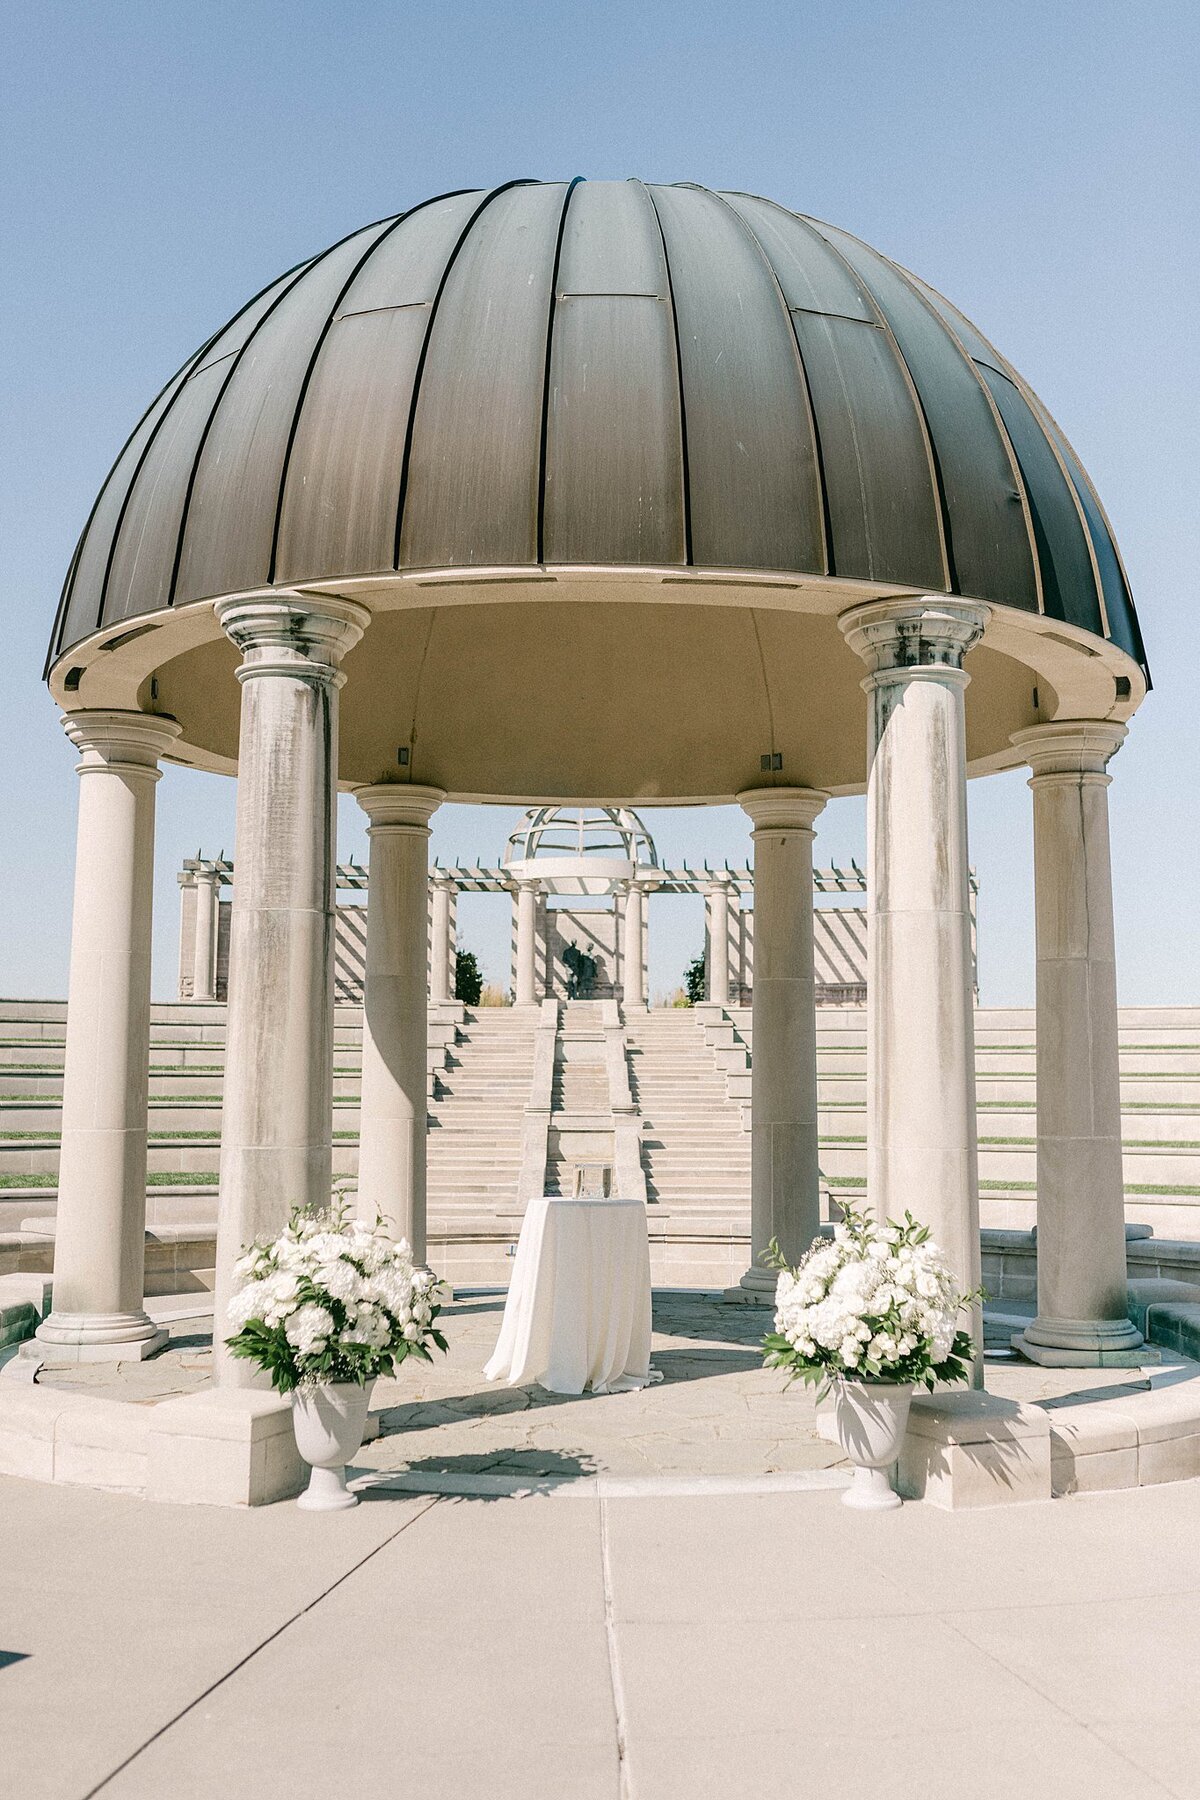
[355,783,445,832]
[430,869,455,891]
[737,786,828,833]
[62,708,182,777]
[215,591,370,686]
[512,874,542,895]
[1011,719,1127,782]
[839,597,990,676]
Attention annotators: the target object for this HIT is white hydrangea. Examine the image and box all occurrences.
[770,1205,969,1385]
[285,1303,334,1355]
[225,1200,449,1387]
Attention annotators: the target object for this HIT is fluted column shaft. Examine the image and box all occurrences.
[1013,721,1143,1363]
[707,879,731,1006]
[430,876,453,1004]
[622,880,645,1011]
[192,867,220,1002]
[35,709,182,1362]
[729,787,827,1299]
[355,785,445,1266]
[212,592,369,1386]
[515,879,539,1006]
[841,599,988,1362]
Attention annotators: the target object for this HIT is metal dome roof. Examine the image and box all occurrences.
[48,179,1144,675]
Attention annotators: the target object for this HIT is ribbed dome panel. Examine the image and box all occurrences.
[49,181,1145,676]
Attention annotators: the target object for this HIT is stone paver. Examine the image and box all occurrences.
[30,1292,1173,1482]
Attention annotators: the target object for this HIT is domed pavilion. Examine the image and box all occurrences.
[39,179,1148,1377]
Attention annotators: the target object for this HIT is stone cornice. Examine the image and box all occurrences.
[839,597,990,674]
[737,786,829,832]
[215,591,370,684]
[62,708,183,777]
[1011,719,1127,781]
[354,782,446,831]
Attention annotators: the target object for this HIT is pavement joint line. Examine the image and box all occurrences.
[79,1493,441,1799]
[934,1605,1183,1799]
[600,1494,632,1798]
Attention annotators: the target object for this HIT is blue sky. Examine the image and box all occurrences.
[2,1,1196,1001]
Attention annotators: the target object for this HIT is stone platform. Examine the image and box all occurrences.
[10,1291,1200,1506]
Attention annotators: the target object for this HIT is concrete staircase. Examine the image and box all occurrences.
[428,1009,539,1216]
[545,1001,610,1196]
[722,1005,1200,1241]
[625,1011,750,1210]
[5,995,1200,1290]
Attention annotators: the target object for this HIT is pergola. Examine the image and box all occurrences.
[40,178,1148,1380]
[178,810,906,1007]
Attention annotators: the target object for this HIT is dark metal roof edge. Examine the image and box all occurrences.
[45,308,243,678]
[868,246,1046,617]
[885,252,1141,662]
[52,253,332,670]
[165,216,402,614]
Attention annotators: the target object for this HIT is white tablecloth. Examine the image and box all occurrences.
[484,1197,653,1395]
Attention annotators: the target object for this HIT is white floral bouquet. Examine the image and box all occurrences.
[225,1201,448,1393]
[762,1204,977,1393]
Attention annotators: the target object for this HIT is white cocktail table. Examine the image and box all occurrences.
[483,1196,653,1395]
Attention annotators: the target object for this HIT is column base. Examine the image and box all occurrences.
[31,1311,170,1365]
[1013,1315,1155,1369]
[722,1267,776,1306]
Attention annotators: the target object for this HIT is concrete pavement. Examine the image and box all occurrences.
[4,1471,1200,1798]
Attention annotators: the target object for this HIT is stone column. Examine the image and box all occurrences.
[355,785,445,1266]
[34,709,182,1362]
[430,874,454,1004]
[840,598,988,1357]
[728,788,828,1300]
[515,878,540,1006]
[212,592,369,1386]
[1012,721,1144,1365]
[706,877,732,1006]
[622,879,646,1011]
[192,866,220,1002]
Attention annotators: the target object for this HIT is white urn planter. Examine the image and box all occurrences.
[833,1379,914,1510]
[292,1381,374,1511]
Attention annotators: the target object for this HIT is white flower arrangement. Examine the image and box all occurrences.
[225,1199,449,1393]
[762,1204,978,1393]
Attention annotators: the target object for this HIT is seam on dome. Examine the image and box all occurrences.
[536,177,585,566]
[49,306,245,674]
[267,191,477,588]
[786,205,955,596]
[162,218,400,616]
[712,188,831,578]
[896,257,1141,662]
[1002,362,1138,658]
[877,254,1048,620]
[642,183,693,566]
[54,253,326,670]
[390,179,543,573]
